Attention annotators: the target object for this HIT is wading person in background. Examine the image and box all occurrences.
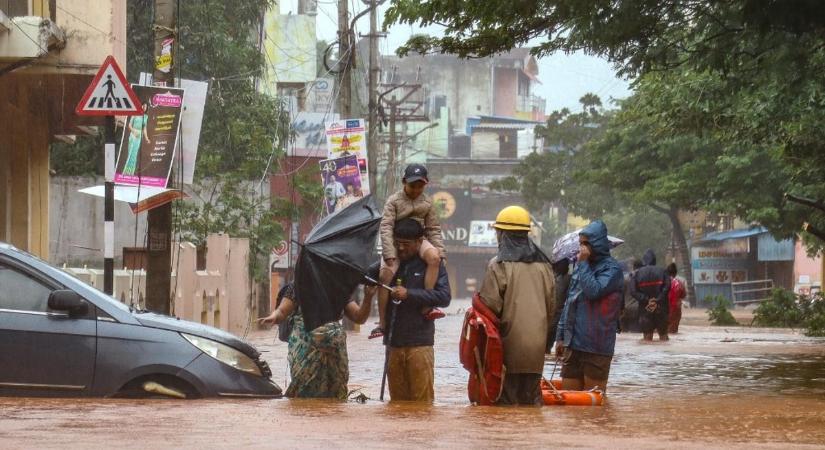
[479,206,555,405]
[548,258,571,353]
[258,267,377,399]
[555,220,623,393]
[385,218,451,402]
[631,249,671,342]
[666,263,686,334]
[372,164,446,340]
[620,259,644,333]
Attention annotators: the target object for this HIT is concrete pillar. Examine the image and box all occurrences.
[0,75,50,258]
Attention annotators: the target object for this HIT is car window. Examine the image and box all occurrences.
[0,263,54,313]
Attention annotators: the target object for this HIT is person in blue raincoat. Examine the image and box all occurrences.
[554,220,623,392]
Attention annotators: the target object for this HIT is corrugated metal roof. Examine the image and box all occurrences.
[696,227,767,243]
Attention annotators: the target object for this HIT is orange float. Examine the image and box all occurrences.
[541,378,604,406]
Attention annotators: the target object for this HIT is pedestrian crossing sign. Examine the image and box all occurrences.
[75,55,143,116]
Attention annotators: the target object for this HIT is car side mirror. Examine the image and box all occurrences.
[48,290,88,316]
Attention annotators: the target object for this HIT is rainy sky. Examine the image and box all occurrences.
[279,0,633,112]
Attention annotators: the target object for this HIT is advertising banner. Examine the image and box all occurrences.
[691,242,749,284]
[468,220,544,247]
[290,112,340,157]
[326,118,366,160]
[431,189,472,245]
[115,85,185,188]
[319,155,364,215]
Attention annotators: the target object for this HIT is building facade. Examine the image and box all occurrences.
[1,0,126,259]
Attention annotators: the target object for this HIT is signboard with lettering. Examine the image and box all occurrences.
[468,220,543,247]
[326,118,367,160]
[115,85,185,188]
[432,189,471,245]
[291,112,340,157]
[691,241,750,285]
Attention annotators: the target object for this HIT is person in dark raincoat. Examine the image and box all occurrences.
[631,249,671,341]
[479,206,555,405]
[548,258,571,352]
[554,220,624,392]
[620,258,643,333]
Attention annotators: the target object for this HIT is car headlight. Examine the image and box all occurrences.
[181,333,262,376]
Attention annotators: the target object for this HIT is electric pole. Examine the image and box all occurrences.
[366,0,379,196]
[337,0,351,118]
[386,95,397,196]
[145,0,176,314]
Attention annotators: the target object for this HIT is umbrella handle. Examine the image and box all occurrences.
[363,274,395,292]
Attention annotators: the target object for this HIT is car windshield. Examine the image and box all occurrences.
[3,245,132,314]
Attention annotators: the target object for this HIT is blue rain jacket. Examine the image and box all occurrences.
[555,220,624,356]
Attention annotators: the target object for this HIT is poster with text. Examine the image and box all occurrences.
[319,154,364,215]
[115,85,185,188]
[325,118,366,160]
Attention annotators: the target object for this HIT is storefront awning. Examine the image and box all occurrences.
[696,227,767,244]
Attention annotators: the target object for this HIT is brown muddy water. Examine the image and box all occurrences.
[2,302,824,449]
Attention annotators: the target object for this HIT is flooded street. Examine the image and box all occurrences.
[2,301,824,449]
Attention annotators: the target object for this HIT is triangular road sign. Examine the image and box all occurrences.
[76,55,143,116]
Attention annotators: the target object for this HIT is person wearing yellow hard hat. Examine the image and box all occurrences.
[477,205,556,405]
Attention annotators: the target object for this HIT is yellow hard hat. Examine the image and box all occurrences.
[494,206,531,231]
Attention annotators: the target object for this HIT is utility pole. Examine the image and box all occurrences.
[337,0,351,118]
[386,96,397,196]
[366,0,379,196]
[145,0,176,314]
[378,82,426,197]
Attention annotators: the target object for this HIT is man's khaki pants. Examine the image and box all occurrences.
[387,346,434,402]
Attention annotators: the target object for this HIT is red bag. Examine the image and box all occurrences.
[459,293,505,405]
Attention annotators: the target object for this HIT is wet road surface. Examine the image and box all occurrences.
[2,302,824,449]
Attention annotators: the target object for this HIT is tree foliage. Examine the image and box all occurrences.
[388,0,825,253]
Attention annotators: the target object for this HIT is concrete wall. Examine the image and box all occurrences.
[49,176,270,266]
[793,240,823,293]
[493,67,517,117]
[35,0,127,75]
[385,54,492,133]
[64,233,254,337]
[50,176,148,265]
[471,131,501,159]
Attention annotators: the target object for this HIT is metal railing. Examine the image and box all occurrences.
[732,279,774,305]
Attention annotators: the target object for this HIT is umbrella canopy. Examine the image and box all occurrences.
[294,195,381,331]
[551,229,624,264]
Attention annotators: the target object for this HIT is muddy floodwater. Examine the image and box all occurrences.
[2,301,825,449]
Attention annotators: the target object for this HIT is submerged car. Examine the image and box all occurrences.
[0,242,282,399]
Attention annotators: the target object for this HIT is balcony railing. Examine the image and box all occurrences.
[516,95,546,113]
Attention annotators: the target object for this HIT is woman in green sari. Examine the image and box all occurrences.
[123,104,150,176]
[259,282,375,399]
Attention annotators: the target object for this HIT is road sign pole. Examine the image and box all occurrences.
[75,55,143,297]
[104,115,115,295]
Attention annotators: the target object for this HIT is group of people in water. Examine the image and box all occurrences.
[260,163,687,405]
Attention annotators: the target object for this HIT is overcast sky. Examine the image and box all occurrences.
[279,0,633,112]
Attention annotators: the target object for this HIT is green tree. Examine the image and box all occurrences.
[386,0,825,253]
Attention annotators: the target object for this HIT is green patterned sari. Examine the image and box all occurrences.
[285,313,349,399]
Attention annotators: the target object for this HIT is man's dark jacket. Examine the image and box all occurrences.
[630,249,670,314]
[385,256,451,347]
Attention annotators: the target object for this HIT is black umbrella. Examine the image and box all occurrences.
[294,195,382,331]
